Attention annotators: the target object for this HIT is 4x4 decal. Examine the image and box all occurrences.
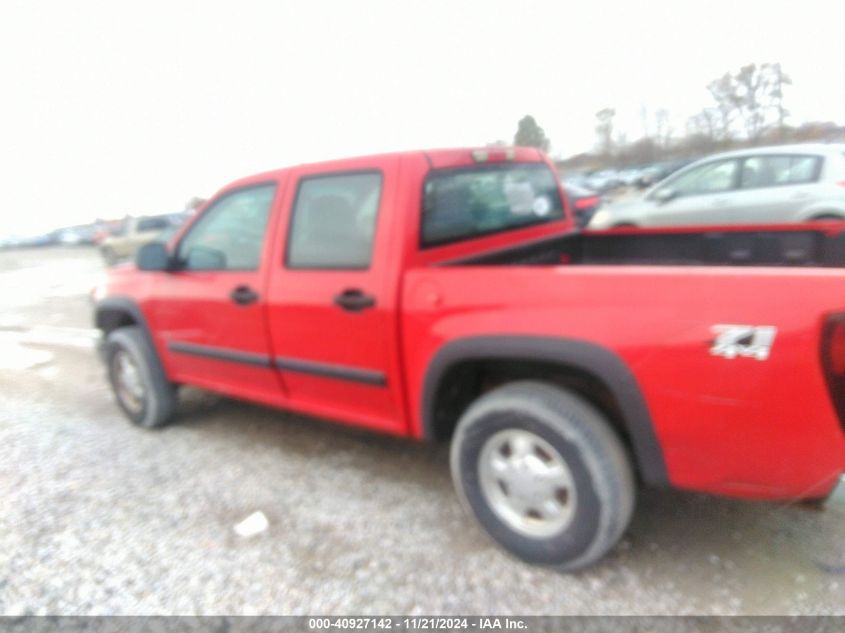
[710,325,777,361]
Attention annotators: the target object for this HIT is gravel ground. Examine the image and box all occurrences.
[0,247,844,615]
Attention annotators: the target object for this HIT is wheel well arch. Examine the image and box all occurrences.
[808,212,845,221]
[94,296,154,338]
[95,305,138,334]
[421,336,668,487]
[94,296,169,378]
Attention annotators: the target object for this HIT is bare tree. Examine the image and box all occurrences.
[682,109,719,156]
[770,62,792,140]
[614,130,628,152]
[686,108,718,147]
[707,73,739,141]
[595,108,616,158]
[640,105,650,139]
[734,63,776,143]
[625,137,659,165]
[704,63,793,145]
[562,62,795,169]
[655,109,673,149]
[792,121,842,143]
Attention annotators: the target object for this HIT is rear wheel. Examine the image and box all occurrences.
[810,214,844,222]
[104,326,177,428]
[450,381,635,571]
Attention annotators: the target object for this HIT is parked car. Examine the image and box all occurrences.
[562,173,592,190]
[634,164,662,189]
[14,232,57,248]
[589,144,845,229]
[584,169,621,193]
[634,159,695,189]
[562,182,602,228]
[615,168,643,187]
[94,146,845,572]
[99,214,186,265]
[94,219,128,245]
[57,224,98,245]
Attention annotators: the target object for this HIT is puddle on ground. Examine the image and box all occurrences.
[0,339,53,370]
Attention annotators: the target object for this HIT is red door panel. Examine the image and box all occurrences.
[265,158,406,433]
[147,181,286,405]
[149,269,282,402]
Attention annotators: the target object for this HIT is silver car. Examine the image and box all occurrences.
[588,143,845,229]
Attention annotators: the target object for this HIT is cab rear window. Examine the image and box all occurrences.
[421,163,564,248]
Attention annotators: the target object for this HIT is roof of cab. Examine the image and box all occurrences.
[219,146,547,192]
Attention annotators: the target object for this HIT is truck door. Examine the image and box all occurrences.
[265,157,406,434]
[147,182,285,404]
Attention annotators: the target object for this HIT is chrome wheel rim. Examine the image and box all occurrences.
[478,428,577,538]
[112,349,145,414]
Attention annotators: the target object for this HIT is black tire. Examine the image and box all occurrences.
[104,326,177,428]
[450,381,635,571]
[809,214,844,222]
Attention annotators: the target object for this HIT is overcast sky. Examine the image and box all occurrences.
[1,0,843,235]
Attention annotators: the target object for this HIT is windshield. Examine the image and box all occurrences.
[421,163,564,247]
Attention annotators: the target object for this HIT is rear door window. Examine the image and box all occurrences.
[740,155,821,188]
[286,172,382,269]
[421,163,564,247]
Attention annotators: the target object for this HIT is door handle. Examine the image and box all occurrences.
[230,285,259,306]
[333,288,376,312]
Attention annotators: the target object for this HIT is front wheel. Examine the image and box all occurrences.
[450,381,635,571]
[104,326,178,428]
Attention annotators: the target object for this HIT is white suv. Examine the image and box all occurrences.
[588,144,845,229]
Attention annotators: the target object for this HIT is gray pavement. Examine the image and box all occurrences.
[0,247,843,615]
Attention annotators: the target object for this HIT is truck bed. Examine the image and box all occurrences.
[448,225,845,268]
[405,237,845,499]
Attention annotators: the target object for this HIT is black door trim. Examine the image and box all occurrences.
[274,356,386,386]
[166,341,387,385]
[167,341,272,367]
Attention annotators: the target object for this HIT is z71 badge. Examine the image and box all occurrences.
[710,325,777,361]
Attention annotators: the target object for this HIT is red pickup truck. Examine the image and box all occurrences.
[94,146,845,570]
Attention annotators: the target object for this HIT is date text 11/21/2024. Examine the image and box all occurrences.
[307,617,528,630]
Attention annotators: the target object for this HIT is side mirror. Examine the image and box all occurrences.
[653,188,677,204]
[136,242,171,271]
